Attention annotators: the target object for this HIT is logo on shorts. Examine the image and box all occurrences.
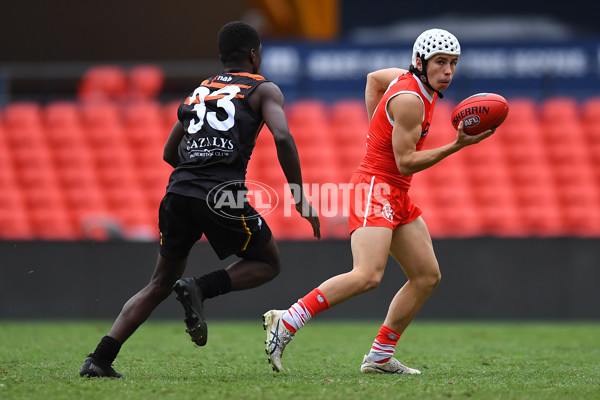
[382,203,395,223]
[207,180,279,220]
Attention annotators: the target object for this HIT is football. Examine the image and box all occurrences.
[451,93,509,135]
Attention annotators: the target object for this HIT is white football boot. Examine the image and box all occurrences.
[263,310,294,372]
[360,355,421,374]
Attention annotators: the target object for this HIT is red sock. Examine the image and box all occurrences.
[368,325,401,363]
[282,288,330,333]
[300,288,330,315]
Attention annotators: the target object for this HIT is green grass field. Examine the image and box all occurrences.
[1,320,598,400]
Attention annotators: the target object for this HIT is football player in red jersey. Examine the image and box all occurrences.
[264,29,495,374]
[79,21,320,378]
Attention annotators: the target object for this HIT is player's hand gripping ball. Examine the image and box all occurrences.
[451,93,509,135]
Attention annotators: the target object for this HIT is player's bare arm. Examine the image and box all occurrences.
[390,94,459,176]
[391,96,496,176]
[252,81,321,238]
[365,68,408,120]
[163,121,186,168]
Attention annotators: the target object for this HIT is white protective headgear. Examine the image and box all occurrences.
[411,28,461,66]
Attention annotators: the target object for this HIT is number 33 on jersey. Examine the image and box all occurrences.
[176,72,269,166]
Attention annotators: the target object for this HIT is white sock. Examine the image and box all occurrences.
[281,300,312,333]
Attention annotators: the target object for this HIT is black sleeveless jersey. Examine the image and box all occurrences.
[166,72,269,201]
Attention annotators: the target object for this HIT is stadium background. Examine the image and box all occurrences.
[1,0,599,319]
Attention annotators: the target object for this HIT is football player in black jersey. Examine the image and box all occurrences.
[80,21,320,378]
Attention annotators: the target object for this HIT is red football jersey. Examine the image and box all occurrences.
[356,72,437,190]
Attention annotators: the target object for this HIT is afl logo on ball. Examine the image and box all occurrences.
[463,115,480,128]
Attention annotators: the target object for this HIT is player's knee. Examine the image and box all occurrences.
[356,269,384,292]
[266,258,281,279]
[249,236,281,279]
[363,276,382,291]
[149,279,175,300]
[429,269,442,289]
[414,268,441,292]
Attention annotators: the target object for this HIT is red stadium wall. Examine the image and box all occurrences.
[1,90,600,240]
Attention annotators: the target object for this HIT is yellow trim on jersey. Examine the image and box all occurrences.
[240,214,252,252]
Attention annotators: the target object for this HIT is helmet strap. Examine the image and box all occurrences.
[410,56,444,99]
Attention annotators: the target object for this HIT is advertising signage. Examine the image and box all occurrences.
[261,39,600,102]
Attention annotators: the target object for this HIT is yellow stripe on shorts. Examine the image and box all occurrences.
[240,214,252,251]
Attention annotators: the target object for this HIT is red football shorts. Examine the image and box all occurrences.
[348,172,422,234]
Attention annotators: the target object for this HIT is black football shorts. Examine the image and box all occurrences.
[158,192,272,260]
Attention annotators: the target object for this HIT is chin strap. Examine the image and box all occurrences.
[409,56,443,99]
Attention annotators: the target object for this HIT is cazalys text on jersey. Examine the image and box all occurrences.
[187,137,234,152]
